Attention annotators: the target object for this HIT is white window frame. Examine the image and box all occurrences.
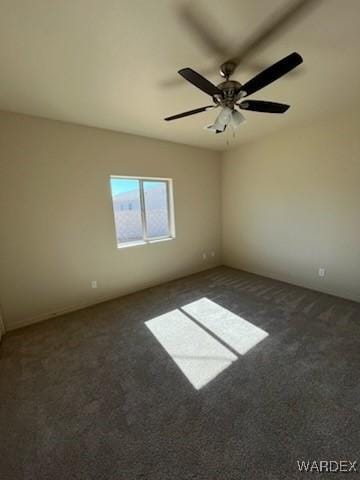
[110,175,176,249]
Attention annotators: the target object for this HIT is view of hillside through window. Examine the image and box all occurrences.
[110,177,171,245]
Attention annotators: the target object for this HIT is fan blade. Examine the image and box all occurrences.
[163,0,317,88]
[164,106,214,121]
[178,4,228,58]
[240,52,303,97]
[178,68,222,97]
[239,100,290,113]
[226,0,319,70]
[160,60,281,88]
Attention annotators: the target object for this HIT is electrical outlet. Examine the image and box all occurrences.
[318,268,326,278]
[91,280,98,289]
[202,252,207,260]
[210,251,215,257]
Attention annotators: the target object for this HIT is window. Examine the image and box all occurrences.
[110,176,175,248]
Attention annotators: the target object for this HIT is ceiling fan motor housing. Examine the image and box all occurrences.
[215,80,243,108]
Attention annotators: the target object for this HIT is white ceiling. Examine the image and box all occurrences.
[0,0,359,151]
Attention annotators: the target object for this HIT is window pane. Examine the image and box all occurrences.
[110,179,143,243]
[143,181,170,238]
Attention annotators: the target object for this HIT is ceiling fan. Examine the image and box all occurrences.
[164,52,302,133]
[164,0,319,133]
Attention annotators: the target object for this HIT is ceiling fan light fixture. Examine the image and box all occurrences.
[205,107,232,133]
[205,124,226,134]
[231,110,246,128]
[215,107,232,126]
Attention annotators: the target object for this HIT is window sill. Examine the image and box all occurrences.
[117,236,175,249]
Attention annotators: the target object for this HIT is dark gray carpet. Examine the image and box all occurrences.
[1,266,359,479]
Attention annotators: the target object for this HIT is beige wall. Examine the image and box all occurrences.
[2,107,360,332]
[222,109,360,302]
[0,111,222,330]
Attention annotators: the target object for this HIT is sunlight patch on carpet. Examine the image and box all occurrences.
[181,297,269,355]
[145,309,237,389]
[146,298,269,389]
